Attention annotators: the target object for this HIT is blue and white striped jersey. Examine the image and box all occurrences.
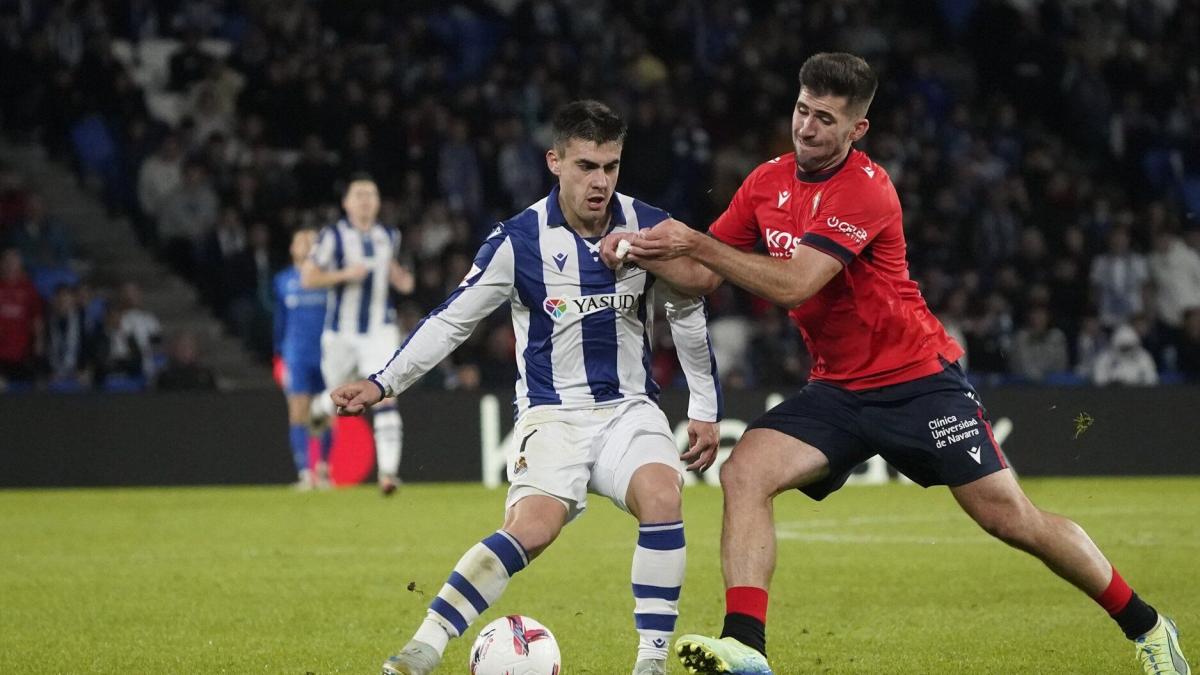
[309,219,399,334]
[371,187,723,422]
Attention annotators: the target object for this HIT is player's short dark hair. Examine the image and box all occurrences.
[799,52,878,116]
[551,100,626,152]
[343,172,377,195]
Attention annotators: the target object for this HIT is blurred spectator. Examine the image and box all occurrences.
[157,160,218,278]
[44,283,90,385]
[1148,229,1200,331]
[965,291,1014,374]
[156,330,217,390]
[1074,315,1108,379]
[108,281,162,382]
[137,134,183,226]
[197,205,245,308]
[1092,324,1159,387]
[495,117,545,213]
[1009,305,1069,382]
[5,192,72,269]
[1090,227,1150,328]
[1177,308,1200,382]
[0,248,43,383]
[168,30,210,92]
[438,116,484,221]
[293,135,338,209]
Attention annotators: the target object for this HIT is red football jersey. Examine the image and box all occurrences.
[709,148,963,389]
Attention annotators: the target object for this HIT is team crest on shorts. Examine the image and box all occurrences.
[513,454,528,477]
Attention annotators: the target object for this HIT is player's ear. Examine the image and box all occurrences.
[546,148,561,176]
[849,117,870,143]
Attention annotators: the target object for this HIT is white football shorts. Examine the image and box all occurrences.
[320,328,402,388]
[504,398,682,521]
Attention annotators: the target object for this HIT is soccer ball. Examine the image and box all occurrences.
[469,615,561,675]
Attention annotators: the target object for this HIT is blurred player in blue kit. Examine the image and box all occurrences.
[273,228,332,489]
[331,100,724,675]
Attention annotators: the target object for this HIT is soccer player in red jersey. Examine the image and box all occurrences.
[603,52,1189,675]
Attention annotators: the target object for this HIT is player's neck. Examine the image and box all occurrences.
[347,216,374,231]
[798,147,852,177]
[559,197,610,238]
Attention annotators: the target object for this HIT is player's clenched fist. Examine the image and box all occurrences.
[598,231,640,270]
[330,379,384,415]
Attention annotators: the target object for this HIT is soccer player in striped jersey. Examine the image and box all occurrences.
[302,175,414,495]
[331,100,724,675]
[273,228,332,489]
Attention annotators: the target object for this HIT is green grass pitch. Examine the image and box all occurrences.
[2,478,1196,674]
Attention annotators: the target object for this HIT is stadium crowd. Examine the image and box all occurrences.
[2,0,1200,392]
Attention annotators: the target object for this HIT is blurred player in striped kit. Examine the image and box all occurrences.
[272,228,332,489]
[302,175,414,495]
[331,101,724,675]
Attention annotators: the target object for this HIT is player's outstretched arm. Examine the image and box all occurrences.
[330,379,384,416]
[388,260,415,294]
[300,259,368,289]
[599,223,723,296]
[636,219,841,308]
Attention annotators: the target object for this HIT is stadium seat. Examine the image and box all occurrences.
[103,375,147,393]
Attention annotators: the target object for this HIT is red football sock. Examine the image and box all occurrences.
[1095,566,1133,615]
[726,586,769,624]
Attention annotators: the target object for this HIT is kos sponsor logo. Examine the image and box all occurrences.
[826,216,868,244]
[764,228,800,258]
[542,293,641,320]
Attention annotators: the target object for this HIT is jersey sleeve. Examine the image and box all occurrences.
[631,198,669,230]
[708,165,765,250]
[799,181,893,266]
[310,226,338,271]
[389,227,402,259]
[271,273,287,355]
[658,284,723,422]
[370,227,514,397]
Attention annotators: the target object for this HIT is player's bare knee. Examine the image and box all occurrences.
[626,463,682,522]
[503,496,568,558]
[630,481,682,523]
[973,502,1039,548]
[504,522,561,559]
[719,454,770,498]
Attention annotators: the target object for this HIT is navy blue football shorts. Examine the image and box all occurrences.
[747,361,1008,500]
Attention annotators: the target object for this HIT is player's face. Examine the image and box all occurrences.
[792,88,869,173]
[290,230,315,265]
[342,180,380,225]
[547,138,622,230]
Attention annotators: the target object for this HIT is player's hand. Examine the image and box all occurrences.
[626,219,698,261]
[680,419,720,472]
[598,231,640,270]
[330,379,384,416]
[342,264,369,282]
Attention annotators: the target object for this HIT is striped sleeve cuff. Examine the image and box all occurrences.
[367,374,389,399]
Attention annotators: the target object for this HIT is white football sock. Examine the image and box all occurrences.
[421,530,530,655]
[373,406,402,476]
[632,521,685,661]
